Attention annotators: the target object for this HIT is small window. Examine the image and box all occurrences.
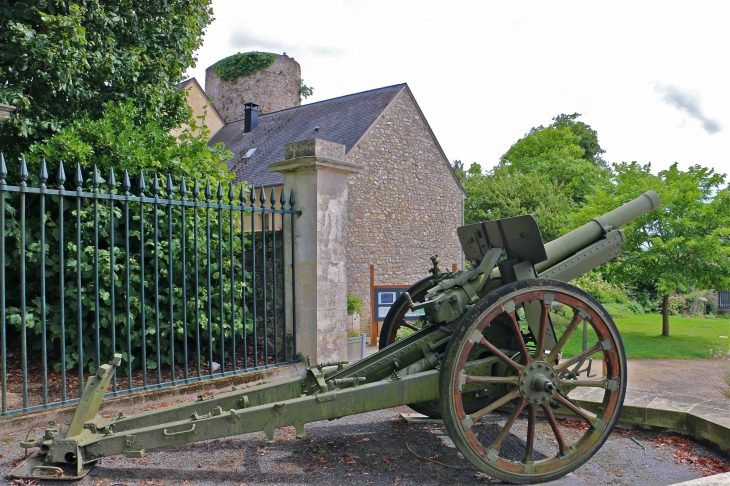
[243,148,257,158]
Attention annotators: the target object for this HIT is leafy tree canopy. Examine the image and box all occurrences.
[0,0,214,158]
[572,161,730,335]
[500,113,608,203]
[23,100,232,184]
[461,163,574,243]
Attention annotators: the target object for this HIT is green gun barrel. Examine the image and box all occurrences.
[535,190,660,273]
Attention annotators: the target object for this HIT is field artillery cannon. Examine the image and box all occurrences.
[10,191,661,484]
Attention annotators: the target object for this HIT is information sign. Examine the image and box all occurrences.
[373,287,425,321]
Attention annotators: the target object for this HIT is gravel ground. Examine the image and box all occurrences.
[2,403,728,486]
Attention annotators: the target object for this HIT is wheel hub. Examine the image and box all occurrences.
[519,361,557,404]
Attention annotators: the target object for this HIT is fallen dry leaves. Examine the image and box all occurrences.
[652,435,730,477]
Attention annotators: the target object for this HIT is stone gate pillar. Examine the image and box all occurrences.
[270,139,363,363]
[0,104,15,123]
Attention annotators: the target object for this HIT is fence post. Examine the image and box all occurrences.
[271,139,363,363]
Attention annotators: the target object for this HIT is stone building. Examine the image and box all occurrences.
[180,54,465,338]
[171,78,224,139]
[205,53,301,121]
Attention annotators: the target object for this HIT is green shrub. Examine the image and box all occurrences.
[212,52,277,81]
[573,271,629,304]
[1,186,279,375]
[706,298,717,315]
[347,293,363,316]
[604,303,642,319]
[653,294,686,315]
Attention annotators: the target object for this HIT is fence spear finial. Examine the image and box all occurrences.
[57,161,66,188]
[269,186,276,208]
[193,179,200,199]
[74,163,83,190]
[20,155,28,185]
[259,185,266,205]
[228,181,235,202]
[279,187,287,206]
[180,176,187,197]
[122,169,131,195]
[239,183,247,205]
[138,171,146,195]
[40,158,49,185]
[289,189,295,208]
[108,168,116,193]
[0,153,6,183]
[249,186,255,206]
[92,165,101,191]
[166,173,174,197]
[152,173,160,196]
[216,181,224,202]
[205,178,211,201]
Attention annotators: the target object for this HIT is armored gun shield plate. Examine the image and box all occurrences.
[458,215,547,265]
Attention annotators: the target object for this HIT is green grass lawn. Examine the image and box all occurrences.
[561,313,730,360]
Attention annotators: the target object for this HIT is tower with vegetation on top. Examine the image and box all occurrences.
[205,52,305,122]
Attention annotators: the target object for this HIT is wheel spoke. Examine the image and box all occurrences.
[535,302,550,360]
[541,403,569,456]
[523,404,537,462]
[470,388,521,423]
[505,308,532,365]
[489,399,527,453]
[546,311,584,364]
[555,342,603,373]
[475,335,523,374]
[401,321,421,332]
[559,378,612,389]
[465,375,519,385]
[553,394,604,430]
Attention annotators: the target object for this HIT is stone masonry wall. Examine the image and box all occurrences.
[345,91,464,335]
[205,54,301,121]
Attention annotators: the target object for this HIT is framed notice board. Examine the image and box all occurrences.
[373,286,425,322]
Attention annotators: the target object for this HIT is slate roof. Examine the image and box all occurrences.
[209,84,407,187]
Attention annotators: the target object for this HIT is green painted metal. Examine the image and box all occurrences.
[0,156,301,417]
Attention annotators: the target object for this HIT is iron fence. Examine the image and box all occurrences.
[0,155,301,416]
[719,290,730,310]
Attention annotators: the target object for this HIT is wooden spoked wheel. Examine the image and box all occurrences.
[379,276,443,418]
[378,276,435,349]
[439,279,626,484]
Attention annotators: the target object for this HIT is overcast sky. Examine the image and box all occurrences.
[186,0,730,178]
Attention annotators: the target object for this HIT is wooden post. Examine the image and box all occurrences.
[452,263,458,272]
[370,264,376,346]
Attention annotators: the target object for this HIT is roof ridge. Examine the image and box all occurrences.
[224,83,407,124]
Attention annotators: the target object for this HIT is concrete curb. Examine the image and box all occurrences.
[669,472,730,485]
[570,386,730,452]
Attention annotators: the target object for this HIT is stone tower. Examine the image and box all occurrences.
[205,53,301,122]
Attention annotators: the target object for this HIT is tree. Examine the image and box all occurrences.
[462,164,575,243]
[25,100,231,183]
[551,113,607,170]
[572,162,730,335]
[452,159,467,183]
[0,0,214,157]
[500,114,609,203]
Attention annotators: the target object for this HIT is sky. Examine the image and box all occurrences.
[186,0,730,178]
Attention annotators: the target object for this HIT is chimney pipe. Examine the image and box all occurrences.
[244,102,259,133]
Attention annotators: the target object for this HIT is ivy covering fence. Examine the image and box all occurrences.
[0,155,301,416]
